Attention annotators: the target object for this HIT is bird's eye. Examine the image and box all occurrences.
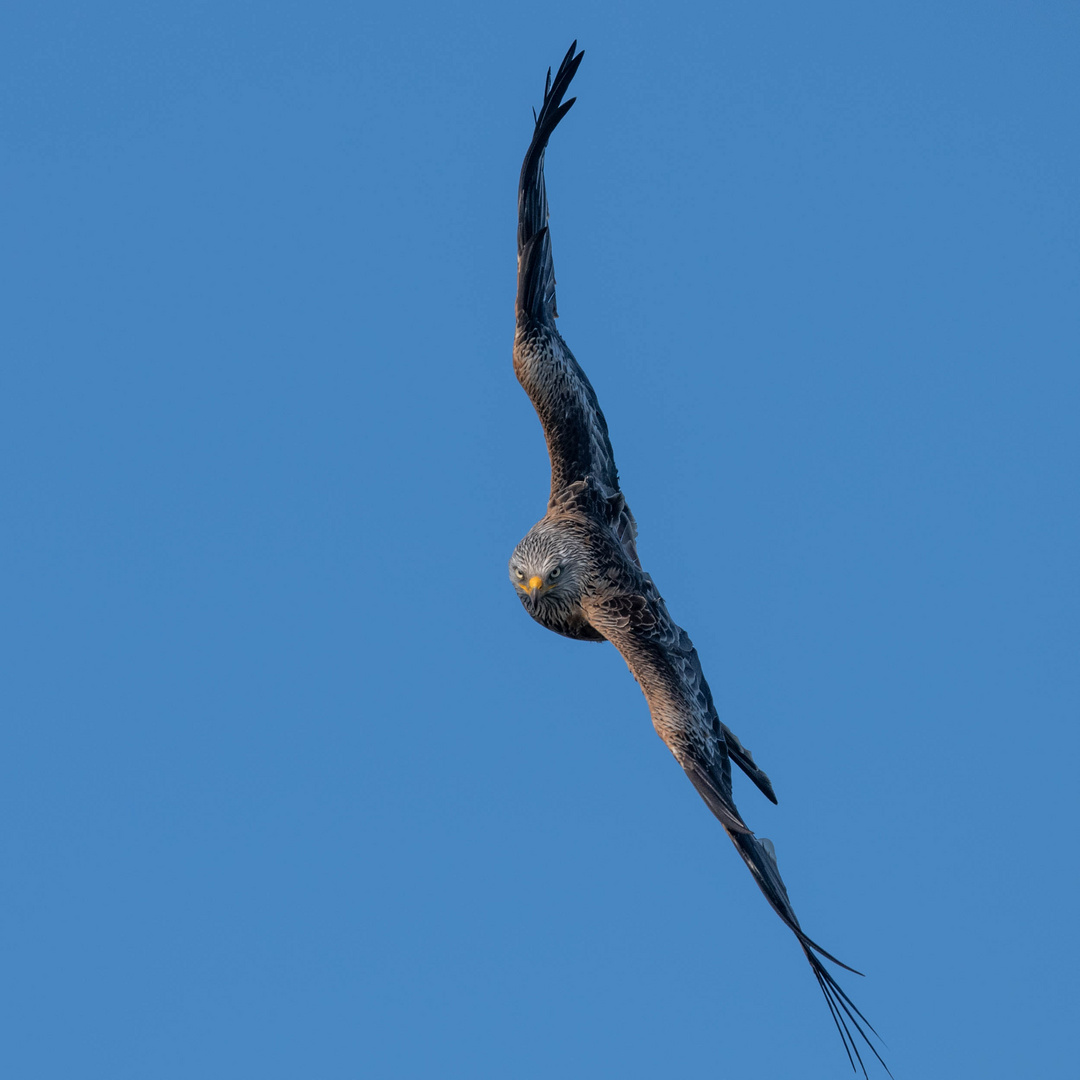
[549,566,561,580]
[515,568,525,580]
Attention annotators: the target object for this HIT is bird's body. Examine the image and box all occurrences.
[507,45,888,1077]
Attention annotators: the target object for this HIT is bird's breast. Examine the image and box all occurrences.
[521,594,606,642]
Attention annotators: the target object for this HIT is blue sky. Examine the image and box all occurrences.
[3,3,1077,1077]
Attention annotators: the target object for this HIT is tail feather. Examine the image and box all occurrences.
[720,721,778,804]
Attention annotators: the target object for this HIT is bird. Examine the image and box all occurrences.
[508,43,889,1077]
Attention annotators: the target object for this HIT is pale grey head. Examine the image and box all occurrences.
[508,520,589,617]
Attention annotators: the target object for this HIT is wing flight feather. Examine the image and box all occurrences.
[513,44,625,508]
[583,575,890,1078]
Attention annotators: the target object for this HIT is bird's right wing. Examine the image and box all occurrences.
[583,577,890,1078]
[514,44,626,510]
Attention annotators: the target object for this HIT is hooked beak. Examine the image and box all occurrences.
[527,575,543,603]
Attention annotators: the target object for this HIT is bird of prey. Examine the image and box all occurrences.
[508,44,888,1077]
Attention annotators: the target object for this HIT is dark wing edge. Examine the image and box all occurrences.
[585,585,890,1079]
[516,41,584,325]
[727,831,892,1079]
[685,629,777,803]
[512,47,624,502]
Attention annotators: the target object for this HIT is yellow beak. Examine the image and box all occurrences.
[528,575,543,601]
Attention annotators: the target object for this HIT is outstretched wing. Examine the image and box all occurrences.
[583,573,889,1078]
[514,44,624,508]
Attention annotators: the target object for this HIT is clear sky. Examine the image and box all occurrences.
[3,3,1077,1077]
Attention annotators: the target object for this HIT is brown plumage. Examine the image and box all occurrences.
[507,44,889,1077]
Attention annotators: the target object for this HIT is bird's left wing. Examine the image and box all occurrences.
[583,576,889,1078]
[514,44,628,526]
[583,573,768,832]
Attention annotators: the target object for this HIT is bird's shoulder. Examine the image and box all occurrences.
[582,548,673,640]
[548,476,641,568]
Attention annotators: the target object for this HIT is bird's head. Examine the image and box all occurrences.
[509,524,584,612]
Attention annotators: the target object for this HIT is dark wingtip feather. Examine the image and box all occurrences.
[727,831,888,1074]
[797,928,865,976]
[516,44,585,324]
[805,947,893,1079]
